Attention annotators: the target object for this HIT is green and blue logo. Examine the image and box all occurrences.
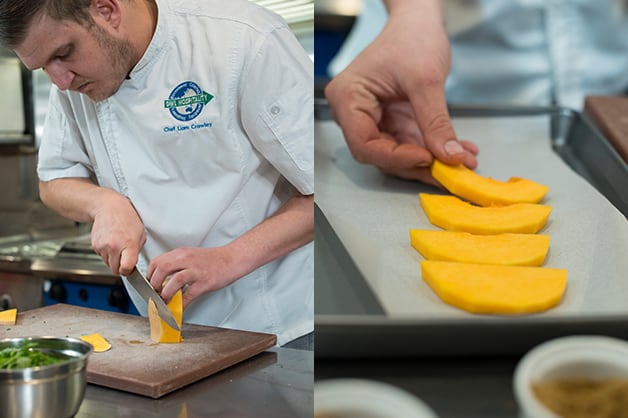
[164,81,214,122]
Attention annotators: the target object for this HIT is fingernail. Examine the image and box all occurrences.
[444,140,464,155]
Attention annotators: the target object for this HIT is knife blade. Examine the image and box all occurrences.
[126,267,180,331]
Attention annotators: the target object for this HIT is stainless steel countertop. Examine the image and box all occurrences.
[0,205,119,283]
[77,347,313,418]
[0,234,118,284]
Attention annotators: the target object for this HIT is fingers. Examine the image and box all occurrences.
[147,264,168,296]
[345,125,441,181]
[326,77,480,182]
[93,241,141,276]
[119,247,139,276]
[460,140,480,156]
[407,87,478,169]
[325,79,382,166]
[161,274,195,309]
[460,140,480,169]
[90,196,146,276]
[158,273,182,304]
[149,269,193,309]
[327,83,438,181]
[147,258,186,303]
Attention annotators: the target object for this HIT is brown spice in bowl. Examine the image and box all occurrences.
[532,378,628,418]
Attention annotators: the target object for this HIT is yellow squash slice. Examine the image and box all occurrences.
[431,160,549,207]
[421,260,567,314]
[148,289,183,343]
[80,333,112,352]
[419,193,552,234]
[410,229,550,266]
[0,308,17,325]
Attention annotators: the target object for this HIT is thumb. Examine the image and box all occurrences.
[409,88,467,166]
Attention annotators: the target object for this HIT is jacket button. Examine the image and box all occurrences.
[270,105,281,115]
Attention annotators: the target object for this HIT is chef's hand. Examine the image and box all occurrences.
[148,193,314,309]
[90,190,146,276]
[38,178,145,276]
[325,0,478,185]
[147,247,237,309]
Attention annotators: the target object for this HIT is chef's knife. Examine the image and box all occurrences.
[127,267,180,331]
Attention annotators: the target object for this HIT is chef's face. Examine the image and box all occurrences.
[15,13,136,102]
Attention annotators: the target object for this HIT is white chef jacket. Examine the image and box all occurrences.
[37,0,314,345]
[328,0,628,110]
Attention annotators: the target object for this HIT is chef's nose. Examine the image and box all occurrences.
[43,62,75,91]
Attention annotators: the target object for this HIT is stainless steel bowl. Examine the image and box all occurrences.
[0,336,93,418]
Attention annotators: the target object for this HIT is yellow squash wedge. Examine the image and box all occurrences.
[148,289,183,343]
[0,308,17,325]
[80,333,112,352]
[410,229,550,266]
[419,193,552,234]
[421,260,567,314]
[431,160,549,207]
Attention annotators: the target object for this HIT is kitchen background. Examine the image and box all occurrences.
[0,0,314,315]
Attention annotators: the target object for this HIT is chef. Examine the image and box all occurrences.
[1,0,313,347]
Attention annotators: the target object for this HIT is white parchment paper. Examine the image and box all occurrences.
[315,115,628,319]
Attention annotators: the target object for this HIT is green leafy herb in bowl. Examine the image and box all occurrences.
[0,342,70,369]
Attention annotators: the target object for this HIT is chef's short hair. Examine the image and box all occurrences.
[0,0,93,49]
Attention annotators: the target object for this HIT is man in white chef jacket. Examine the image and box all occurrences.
[1,0,313,347]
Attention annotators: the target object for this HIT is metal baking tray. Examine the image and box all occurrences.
[314,103,628,359]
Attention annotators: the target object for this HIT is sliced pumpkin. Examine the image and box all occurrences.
[421,260,567,314]
[410,229,550,266]
[148,289,183,343]
[0,308,16,325]
[80,333,112,352]
[419,193,552,234]
[431,160,549,206]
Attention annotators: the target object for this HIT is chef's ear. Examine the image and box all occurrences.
[90,0,122,29]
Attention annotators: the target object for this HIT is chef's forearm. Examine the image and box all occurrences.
[38,178,124,224]
[383,0,445,23]
[226,193,314,278]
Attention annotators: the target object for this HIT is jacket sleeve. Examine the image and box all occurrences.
[238,24,314,196]
[37,86,94,182]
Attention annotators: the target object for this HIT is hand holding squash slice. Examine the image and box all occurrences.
[431,160,549,206]
[410,229,550,266]
[419,193,551,234]
[421,260,567,314]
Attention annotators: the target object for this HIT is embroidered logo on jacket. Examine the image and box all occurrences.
[164,81,214,122]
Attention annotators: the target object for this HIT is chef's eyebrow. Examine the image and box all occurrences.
[37,43,72,70]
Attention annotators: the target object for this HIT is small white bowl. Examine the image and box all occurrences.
[314,378,438,418]
[514,335,628,418]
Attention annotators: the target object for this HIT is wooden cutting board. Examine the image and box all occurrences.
[2,304,276,398]
[584,95,628,163]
